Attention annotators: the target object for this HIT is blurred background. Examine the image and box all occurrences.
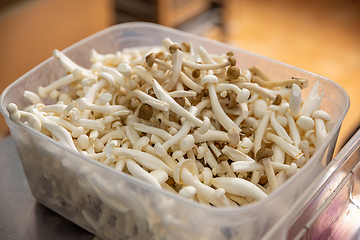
[0,0,359,152]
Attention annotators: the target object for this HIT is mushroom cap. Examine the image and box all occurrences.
[253,99,268,119]
[98,72,115,87]
[179,186,197,198]
[201,74,218,85]
[6,103,18,114]
[145,53,156,67]
[91,62,103,73]
[117,63,132,79]
[296,116,315,131]
[173,159,197,184]
[236,88,250,103]
[255,147,274,162]
[77,98,87,112]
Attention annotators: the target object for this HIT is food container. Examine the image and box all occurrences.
[0,22,350,240]
[264,128,360,240]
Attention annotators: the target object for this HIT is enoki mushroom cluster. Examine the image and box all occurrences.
[7,37,332,207]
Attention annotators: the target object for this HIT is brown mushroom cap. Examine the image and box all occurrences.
[192,69,201,78]
[174,97,186,107]
[227,66,240,80]
[272,94,282,106]
[226,51,234,57]
[217,153,230,163]
[138,104,153,121]
[181,42,191,52]
[146,53,155,67]
[240,126,252,137]
[169,44,181,54]
[228,56,236,66]
[155,51,166,60]
[227,91,237,109]
[201,88,209,97]
[255,148,274,162]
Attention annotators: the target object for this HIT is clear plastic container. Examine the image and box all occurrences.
[0,22,350,240]
[264,128,360,240]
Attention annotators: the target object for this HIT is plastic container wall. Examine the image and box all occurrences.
[0,22,350,240]
[264,128,360,240]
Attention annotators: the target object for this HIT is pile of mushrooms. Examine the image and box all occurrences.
[7,38,332,207]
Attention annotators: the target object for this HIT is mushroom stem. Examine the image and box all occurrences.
[133,123,172,141]
[125,159,162,189]
[122,90,170,111]
[272,144,285,164]
[182,59,230,70]
[166,49,183,91]
[38,73,82,98]
[253,109,271,153]
[153,58,203,91]
[155,106,197,156]
[152,79,203,127]
[285,111,301,148]
[211,177,267,201]
[101,66,131,92]
[202,143,221,170]
[198,45,217,64]
[168,90,197,98]
[24,90,43,104]
[202,74,241,132]
[77,98,128,115]
[300,80,324,117]
[70,119,105,131]
[222,145,255,162]
[53,49,91,74]
[42,121,78,151]
[249,66,273,82]
[114,148,173,175]
[133,65,155,87]
[46,116,83,137]
[255,148,278,192]
[180,168,229,207]
[261,158,278,192]
[234,102,249,126]
[289,84,302,118]
[84,72,115,104]
[233,81,276,101]
[270,109,292,143]
[266,132,303,160]
[314,118,328,150]
[215,83,250,104]
[231,161,292,172]
[192,130,230,143]
[252,75,308,89]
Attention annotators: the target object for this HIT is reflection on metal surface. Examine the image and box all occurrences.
[0,136,95,240]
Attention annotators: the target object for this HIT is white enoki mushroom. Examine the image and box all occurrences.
[7,37,332,208]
